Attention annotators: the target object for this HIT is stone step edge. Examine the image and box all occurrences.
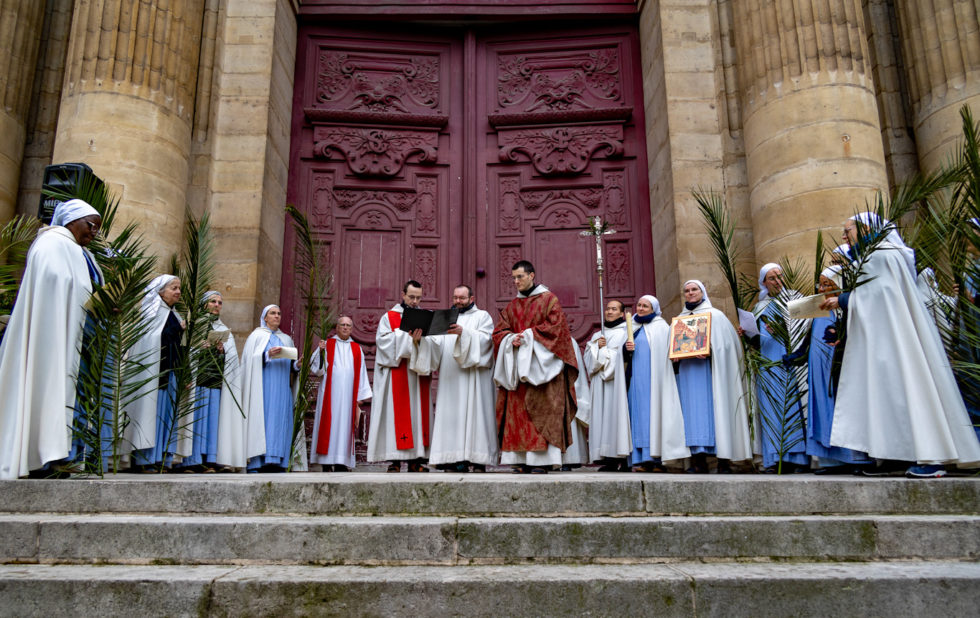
[2,476,978,516]
[2,562,979,617]
[3,514,977,565]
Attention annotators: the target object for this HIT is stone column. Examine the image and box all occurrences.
[52,0,206,260]
[0,0,46,223]
[733,0,889,263]
[895,0,980,172]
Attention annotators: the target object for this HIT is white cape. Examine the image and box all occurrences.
[679,301,753,462]
[240,326,307,471]
[309,335,371,468]
[124,299,180,454]
[209,321,244,469]
[634,317,690,462]
[584,323,632,461]
[368,305,432,461]
[832,243,980,465]
[412,306,499,466]
[0,227,94,478]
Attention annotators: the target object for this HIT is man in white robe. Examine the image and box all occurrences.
[309,315,371,471]
[584,300,632,470]
[821,213,980,476]
[368,280,433,472]
[413,285,497,472]
[0,200,102,479]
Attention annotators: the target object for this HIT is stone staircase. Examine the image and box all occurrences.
[1,474,978,616]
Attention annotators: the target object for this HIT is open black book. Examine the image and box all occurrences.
[398,306,459,336]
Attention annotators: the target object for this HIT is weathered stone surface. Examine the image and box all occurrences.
[28,515,455,565]
[1,512,977,565]
[3,475,977,516]
[0,564,231,618]
[2,562,978,617]
[680,561,980,618]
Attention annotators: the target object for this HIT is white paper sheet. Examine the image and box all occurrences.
[737,308,759,338]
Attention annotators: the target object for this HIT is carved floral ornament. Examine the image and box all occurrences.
[317,51,440,114]
[497,49,621,111]
[313,126,439,177]
[497,125,624,176]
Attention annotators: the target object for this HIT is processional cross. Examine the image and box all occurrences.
[580,216,616,338]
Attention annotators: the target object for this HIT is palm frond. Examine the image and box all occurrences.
[692,188,753,310]
[0,215,41,314]
[285,204,336,470]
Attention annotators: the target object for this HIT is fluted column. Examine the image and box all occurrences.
[734,0,889,263]
[52,0,205,260]
[0,0,46,223]
[895,0,980,172]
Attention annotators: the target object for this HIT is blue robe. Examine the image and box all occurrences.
[247,333,294,471]
[756,301,808,468]
[627,325,652,463]
[804,314,871,465]
[675,357,715,454]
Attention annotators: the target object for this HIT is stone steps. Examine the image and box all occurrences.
[3,473,979,515]
[2,562,979,617]
[2,513,978,565]
[2,474,978,616]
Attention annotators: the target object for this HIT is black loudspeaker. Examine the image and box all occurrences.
[38,163,104,224]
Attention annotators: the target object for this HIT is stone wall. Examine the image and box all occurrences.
[638,0,753,319]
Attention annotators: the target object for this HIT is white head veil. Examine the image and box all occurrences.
[849,212,916,276]
[51,199,100,227]
[758,263,781,301]
[820,265,843,289]
[683,279,711,308]
[260,304,279,329]
[638,294,661,317]
[141,274,178,321]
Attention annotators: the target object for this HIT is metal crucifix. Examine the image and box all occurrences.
[580,216,616,339]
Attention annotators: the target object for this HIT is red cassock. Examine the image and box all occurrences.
[492,290,578,452]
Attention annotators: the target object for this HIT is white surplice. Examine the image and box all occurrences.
[368,305,432,462]
[832,242,980,465]
[0,227,96,479]
[561,338,591,466]
[584,323,632,462]
[678,300,753,462]
[309,335,371,468]
[412,306,499,466]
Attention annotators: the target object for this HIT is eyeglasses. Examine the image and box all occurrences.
[85,220,100,233]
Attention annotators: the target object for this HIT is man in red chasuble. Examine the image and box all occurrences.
[367,280,432,472]
[492,260,579,473]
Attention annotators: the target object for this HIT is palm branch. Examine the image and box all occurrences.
[692,188,757,310]
[286,204,336,470]
[0,215,41,317]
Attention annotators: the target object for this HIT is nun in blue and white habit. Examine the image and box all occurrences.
[749,263,811,473]
[784,266,871,473]
[126,274,185,471]
[623,295,688,471]
[0,199,104,478]
[240,304,306,473]
[674,280,752,473]
[176,291,242,471]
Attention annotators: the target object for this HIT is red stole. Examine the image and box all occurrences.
[387,310,431,450]
[315,337,362,455]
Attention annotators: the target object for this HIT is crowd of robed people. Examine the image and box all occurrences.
[1,201,978,478]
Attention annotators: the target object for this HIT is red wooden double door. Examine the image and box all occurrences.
[284,21,655,363]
